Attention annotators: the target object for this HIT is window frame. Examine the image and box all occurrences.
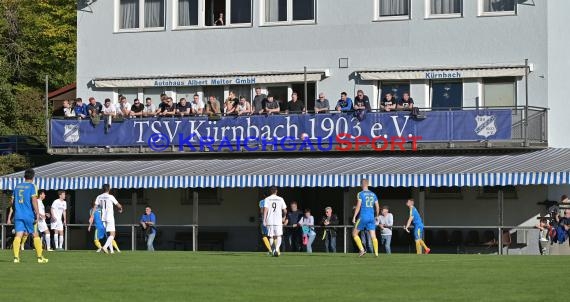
[260,0,317,27]
[114,0,166,33]
[425,0,463,20]
[173,0,253,30]
[378,81,411,108]
[374,0,412,22]
[478,0,517,17]
[429,80,464,109]
[482,77,517,108]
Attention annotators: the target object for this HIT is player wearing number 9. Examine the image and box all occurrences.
[352,179,380,257]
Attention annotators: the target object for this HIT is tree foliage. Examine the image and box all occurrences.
[0,153,31,175]
[0,0,76,168]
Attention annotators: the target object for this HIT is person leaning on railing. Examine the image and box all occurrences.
[205,96,221,116]
[129,98,144,118]
[237,96,252,116]
[314,93,330,114]
[176,98,191,116]
[380,93,396,112]
[143,97,157,117]
[252,87,267,114]
[286,92,306,114]
[264,95,280,115]
[73,98,88,119]
[190,94,205,116]
[102,98,117,132]
[397,92,414,111]
[335,92,352,113]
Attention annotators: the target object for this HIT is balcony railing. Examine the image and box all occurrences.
[48,106,548,155]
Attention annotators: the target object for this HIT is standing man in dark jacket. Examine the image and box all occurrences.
[321,206,339,253]
[285,201,303,252]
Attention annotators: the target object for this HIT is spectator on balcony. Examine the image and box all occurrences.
[335,92,353,113]
[62,100,76,118]
[205,96,221,116]
[298,209,316,253]
[176,98,191,116]
[397,92,415,111]
[102,98,116,131]
[237,96,252,116]
[130,98,144,118]
[73,98,88,119]
[87,97,102,117]
[143,98,157,117]
[190,94,205,116]
[224,92,238,115]
[116,96,132,117]
[380,93,396,112]
[252,87,267,114]
[378,206,394,254]
[353,90,371,121]
[264,94,280,115]
[314,93,330,114]
[286,92,306,114]
[321,206,339,253]
[160,97,176,116]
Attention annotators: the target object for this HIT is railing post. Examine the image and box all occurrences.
[498,227,502,255]
[1,224,5,250]
[64,225,68,250]
[192,225,197,252]
[131,225,135,251]
[524,58,529,147]
[343,226,347,254]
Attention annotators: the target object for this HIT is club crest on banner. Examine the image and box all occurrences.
[475,115,497,138]
[64,124,80,143]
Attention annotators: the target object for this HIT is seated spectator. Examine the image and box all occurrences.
[116,96,132,116]
[190,94,205,115]
[252,88,266,114]
[335,92,352,112]
[224,91,238,115]
[73,98,88,119]
[298,209,316,253]
[286,92,306,114]
[397,92,414,111]
[314,93,330,113]
[237,96,252,116]
[130,98,144,118]
[102,98,117,131]
[143,98,156,117]
[62,100,76,118]
[264,94,280,115]
[176,98,191,116]
[380,93,396,112]
[205,96,221,116]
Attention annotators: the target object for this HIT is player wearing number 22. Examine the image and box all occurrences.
[11,168,49,264]
[352,179,380,257]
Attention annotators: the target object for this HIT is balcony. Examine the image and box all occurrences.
[48,106,548,155]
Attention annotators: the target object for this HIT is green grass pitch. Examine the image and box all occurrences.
[0,251,566,301]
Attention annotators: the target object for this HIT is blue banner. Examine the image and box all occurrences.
[50,110,512,149]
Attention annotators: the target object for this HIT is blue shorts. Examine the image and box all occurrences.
[414,226,424,241]
[356,218,376,231]
[94,226,106,240]
[15,218,35,234]
[261,225,268,236]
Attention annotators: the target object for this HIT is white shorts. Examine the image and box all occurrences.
[37,220,49,233]
[104,220,116,232]
[51,220,64,231]
[266,225,283,237]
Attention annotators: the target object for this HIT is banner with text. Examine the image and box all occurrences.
[50,110,512,149]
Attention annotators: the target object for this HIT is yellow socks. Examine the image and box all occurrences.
[353,236,364,252]
[372,238,379,256]
[94,240,102,249]
[419,240,429,251]
[13,237,22,259]
[262,237,272,253]
[112,240,120,251]
[415,241,422,254]
[33,237,43,258]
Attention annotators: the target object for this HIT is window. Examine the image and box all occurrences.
[480,0,516,15]
[181,188,222,205]
[117,88,139,103]
[263,0,315,24]
[377,0,410,20]
[175,0,252,28]
[380,82,410,103]
[483,77,516,107]
[430,81,463,109]
[143,88,165,104]
[178,0,199,26]
[428,0,461,17]
[478,186,517,199]
[426,187,463,199]
[118,0,165,30]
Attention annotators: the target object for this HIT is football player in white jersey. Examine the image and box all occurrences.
[91,184,123,254]
[50,190,67,250]
[263,186,287,257]
[36,190,53,251]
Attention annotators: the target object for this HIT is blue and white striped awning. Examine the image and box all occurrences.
[1,149,570,190]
